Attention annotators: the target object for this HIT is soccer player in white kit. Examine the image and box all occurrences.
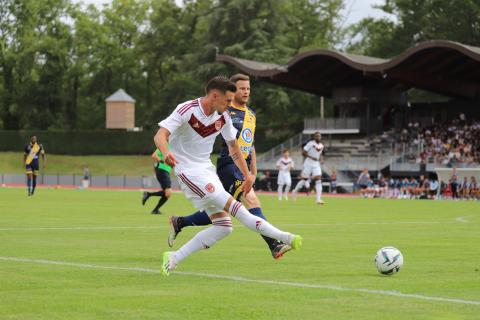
[292,132,325,204]
[154,76,302,276]
[276,149,294,200]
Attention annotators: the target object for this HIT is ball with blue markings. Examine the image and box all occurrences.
[374,247,404,275]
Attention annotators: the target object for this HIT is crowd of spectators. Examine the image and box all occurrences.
[356,169,479,200]
[397,114,480,167]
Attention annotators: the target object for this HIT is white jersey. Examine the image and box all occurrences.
[159,98,237,174]
[303,140,324,167]
[276,157,294,173]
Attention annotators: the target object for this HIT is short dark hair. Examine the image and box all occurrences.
[205,76,236,94]
[230,73,250,83]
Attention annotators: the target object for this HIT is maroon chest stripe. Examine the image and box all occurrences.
[188,114,225,138]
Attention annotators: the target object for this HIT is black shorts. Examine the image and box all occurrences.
[26,160,39,175]
[359,184,368,190]
[217,163,244,201]
[155,167,171,189]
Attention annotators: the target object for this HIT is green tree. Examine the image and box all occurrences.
[348,0,480,57]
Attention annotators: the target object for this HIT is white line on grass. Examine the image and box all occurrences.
[0,221,443,232]
[455,216,470,223]
[0,226,166,231]
[0,256,479,306]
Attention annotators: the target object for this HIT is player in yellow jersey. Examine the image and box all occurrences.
[24,135,46,196]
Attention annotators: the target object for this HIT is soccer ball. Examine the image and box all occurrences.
[374,246,404,275]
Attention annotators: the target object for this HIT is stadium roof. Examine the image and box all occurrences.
[105,89,136,103]
[216,40,480,99]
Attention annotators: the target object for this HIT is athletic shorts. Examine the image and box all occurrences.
[217,162,244,201]
[277,171,292,185]
[176,166,231,215]
[155,167,172,189]
[26,161,39,175]
[301,163,322,178]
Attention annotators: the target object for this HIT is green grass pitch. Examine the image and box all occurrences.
[0,188,479,319]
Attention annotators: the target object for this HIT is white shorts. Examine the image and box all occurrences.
[176,166,230,216]
[301,164,322,179]
[277,171,292,185]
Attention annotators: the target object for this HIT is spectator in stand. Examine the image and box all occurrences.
[357,168,370,196]
[450,168,459,200]
[460,176,469,199]
[470,177,478,200]
[330,170,337,194]
[395,114,480,167]
[400,177,409,199]
[415,175,427,197]
[387,177,396,198]
[82,166,90,189]
[429,179,439,199]
[378,177,388,198]
[408,177,418,199]
[366,178,375,198]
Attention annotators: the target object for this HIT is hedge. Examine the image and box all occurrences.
[0,130,156,155]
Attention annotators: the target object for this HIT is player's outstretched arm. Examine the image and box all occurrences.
[227,139,254,194]
[154,128,178,167]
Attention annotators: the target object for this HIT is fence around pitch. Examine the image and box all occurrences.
[0,173,180,189]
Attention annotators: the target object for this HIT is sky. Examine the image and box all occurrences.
[76,0,394,27]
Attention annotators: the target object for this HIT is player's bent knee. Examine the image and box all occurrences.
[211,217,233,236]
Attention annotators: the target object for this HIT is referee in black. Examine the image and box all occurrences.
[142,148,172,214]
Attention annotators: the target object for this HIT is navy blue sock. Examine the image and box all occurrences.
[32,176,37,194]
[181,211,211,228]
[249,207,267,221]
[27,177,32,193]
[249,207,278,249]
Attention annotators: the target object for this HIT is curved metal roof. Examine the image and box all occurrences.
[216,40,480,99]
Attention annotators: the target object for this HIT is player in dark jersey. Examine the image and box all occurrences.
[142,148,172,214]
[24,135,46,196]
[167,74,291,259]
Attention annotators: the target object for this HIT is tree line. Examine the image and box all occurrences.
[1,0,479,145]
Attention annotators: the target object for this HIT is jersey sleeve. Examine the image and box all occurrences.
[303,141,312,152]
[159,104,186,134]
[24,144,29,154]
[220,111,237,142]
[40,144,45,154]
[276,158,281,166]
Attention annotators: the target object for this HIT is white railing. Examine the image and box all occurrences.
[256,132,305,165]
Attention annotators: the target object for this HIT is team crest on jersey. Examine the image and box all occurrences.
[241,128,253,143]
[215,120,222,131]
[205,183,215,193]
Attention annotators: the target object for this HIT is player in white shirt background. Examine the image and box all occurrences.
[154,76,302,276]
[292,132,325,204]
[276,149,294,200]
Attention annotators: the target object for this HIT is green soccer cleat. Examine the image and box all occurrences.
[161,251,174,276]
[290,235,303,250]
